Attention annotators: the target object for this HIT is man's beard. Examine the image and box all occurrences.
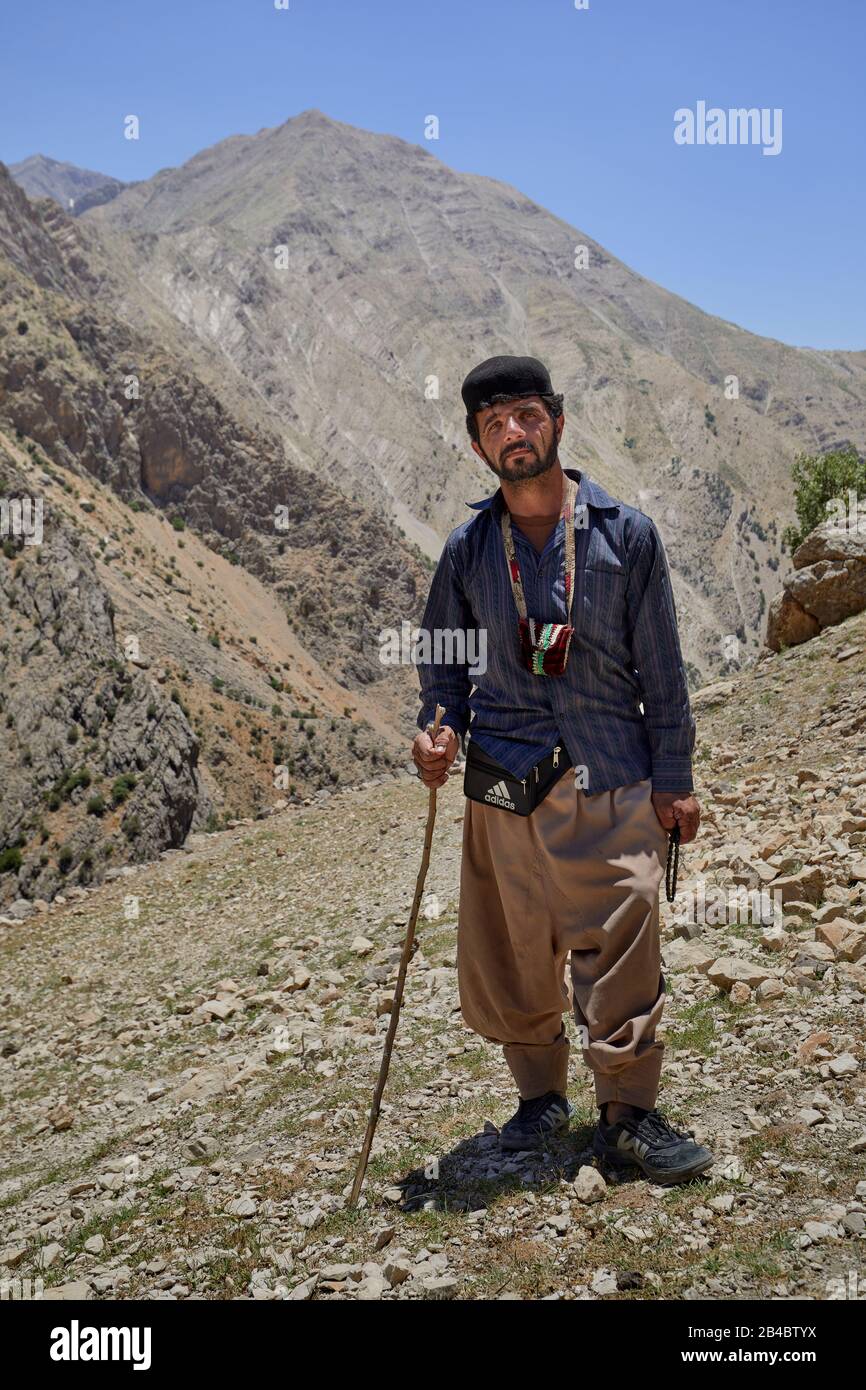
[482,430,558,486]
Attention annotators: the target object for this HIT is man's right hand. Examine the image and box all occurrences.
[412,725,460,789]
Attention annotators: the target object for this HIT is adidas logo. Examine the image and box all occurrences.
[484,780,515,810]
[618,1131,651,1160]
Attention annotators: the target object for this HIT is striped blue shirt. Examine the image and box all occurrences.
[416,466,695,794]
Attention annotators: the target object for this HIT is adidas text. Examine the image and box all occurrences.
[484,780,515,810]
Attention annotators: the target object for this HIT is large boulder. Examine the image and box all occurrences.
[766,513,866,651]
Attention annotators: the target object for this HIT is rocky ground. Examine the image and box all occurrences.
[1,612,865,1301]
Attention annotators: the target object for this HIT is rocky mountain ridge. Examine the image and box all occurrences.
[9,153,128,216]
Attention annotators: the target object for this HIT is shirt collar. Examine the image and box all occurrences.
[465,466,619,518]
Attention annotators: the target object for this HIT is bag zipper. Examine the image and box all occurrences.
[534,744,561,781]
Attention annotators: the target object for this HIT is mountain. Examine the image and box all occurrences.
[0,162,432,904]
[9,153,127,214]
[68,107,866,677]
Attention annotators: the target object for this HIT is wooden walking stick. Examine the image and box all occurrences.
[348,703,447,1207]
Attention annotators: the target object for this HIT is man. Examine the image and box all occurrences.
[412,354,713,1185]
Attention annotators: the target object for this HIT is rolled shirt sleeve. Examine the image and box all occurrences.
[627,517,696,793]
[415,539,475,751]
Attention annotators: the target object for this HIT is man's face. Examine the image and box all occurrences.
[471,396,564,483]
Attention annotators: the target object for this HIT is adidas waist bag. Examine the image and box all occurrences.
[463,736,571,816]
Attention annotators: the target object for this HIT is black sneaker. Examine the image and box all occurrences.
[499,1091,574,1152]
[592,1106,714,1184]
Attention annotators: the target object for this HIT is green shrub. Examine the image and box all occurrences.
[67,767,90,794]
[0,847,22,874]
[782,446,866,552]
[86,793,106,816]
[111,773,137,806]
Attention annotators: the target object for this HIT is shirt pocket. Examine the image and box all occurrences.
[581,564,628,642]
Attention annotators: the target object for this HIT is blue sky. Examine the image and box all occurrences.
[2,0,862,349]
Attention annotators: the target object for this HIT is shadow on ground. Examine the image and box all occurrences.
[390,1121,662,1213]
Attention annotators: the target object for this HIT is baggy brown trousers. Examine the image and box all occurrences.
[456,765,669,1110]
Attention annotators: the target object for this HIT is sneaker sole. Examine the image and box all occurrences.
[592,1137,714,1185]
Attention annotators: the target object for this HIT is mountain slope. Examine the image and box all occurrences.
[0,161,432,680]
[0,441,210,910]
[0,164,434,892]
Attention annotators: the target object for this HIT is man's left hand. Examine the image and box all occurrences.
[651,791,700,843]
